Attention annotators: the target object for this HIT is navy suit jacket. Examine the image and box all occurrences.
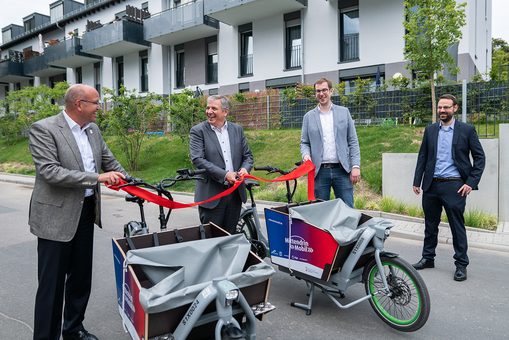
[413,120,485,192]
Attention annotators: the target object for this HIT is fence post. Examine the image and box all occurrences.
[267,94,270,130]
[462,79,467,123]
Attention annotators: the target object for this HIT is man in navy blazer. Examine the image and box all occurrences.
[190,95,253,234]
[412,94,485,282]
[300,77,361,207]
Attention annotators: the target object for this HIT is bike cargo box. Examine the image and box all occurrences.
[265,199,374,282]
[112,223,272,340]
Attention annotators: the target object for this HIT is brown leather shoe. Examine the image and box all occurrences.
[412,258,435,270]
[454,267,467,281]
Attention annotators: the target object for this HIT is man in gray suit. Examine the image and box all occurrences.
[300,77,361,207]
[29,84,126,340]
[190,95,253,234]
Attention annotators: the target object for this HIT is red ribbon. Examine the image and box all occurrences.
[107,160,316,209]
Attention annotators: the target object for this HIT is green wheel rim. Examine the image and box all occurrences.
[369,262,422,325]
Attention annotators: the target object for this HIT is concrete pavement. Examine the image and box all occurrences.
[1,172,508,253]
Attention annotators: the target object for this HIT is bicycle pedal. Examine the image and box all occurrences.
[250,301,276,316]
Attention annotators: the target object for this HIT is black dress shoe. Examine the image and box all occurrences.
[63,330,99,340]
[412,258,435,270]
[454,267,467,281]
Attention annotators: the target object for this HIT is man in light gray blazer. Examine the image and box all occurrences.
[190,95,253,234]
[300,78,361,207]
[29,84,126,340]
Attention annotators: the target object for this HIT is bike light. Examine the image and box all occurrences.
[384,228,391,238]
[225,289,239,301]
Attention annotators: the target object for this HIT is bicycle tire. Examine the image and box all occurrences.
[237,213,258,244]
[363,256,430,332]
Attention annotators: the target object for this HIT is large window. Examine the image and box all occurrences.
[76,67,83,84]
[207,41,218,84]
[175,48,185,88]
[24,18,35,33]
[239,24,253,76]
[94,62,101,95]
[50,4,64,23]
[141,56,149,92]
[117,57,124,93]
[285,19,301,69]
[340,8,359,62]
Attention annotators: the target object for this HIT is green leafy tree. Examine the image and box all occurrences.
[490,38,509,82]
[0,82,69,145]
[168,89,206,157]
[101,85,169,172]
[403,0,466,123]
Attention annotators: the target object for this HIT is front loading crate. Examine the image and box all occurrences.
[265,200,375,282]
[112,223,272,340]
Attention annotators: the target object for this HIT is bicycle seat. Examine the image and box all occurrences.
[245,179,260,188]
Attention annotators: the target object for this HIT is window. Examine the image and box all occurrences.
[175,48,185,88]
[24,18,35,32]
[94,62,101,94]
[239,23,253,76]
[50,4,64,23]
[141,57,149,92]
[207,41,218,84]
[76,67,83,84]
[117,57,124,93]
[2,29,11,43]
[285,19,301,69]
[341,75,383,94]
[340,7,359,62]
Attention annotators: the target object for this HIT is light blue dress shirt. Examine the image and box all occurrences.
[434,119,461,178]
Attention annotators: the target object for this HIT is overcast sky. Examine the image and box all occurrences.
[1,0,508,44]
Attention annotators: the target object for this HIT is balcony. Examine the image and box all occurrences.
[45,37,102,68]
[22,49,66,78]
[144,0,219,46]
[0,59,32,83]
[285,45,301,69]
[204,0,307,26]
[82,19,150,58]
[340,33,359,62]
[239,54,253,76]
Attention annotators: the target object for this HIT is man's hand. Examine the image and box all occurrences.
[458,184,473,196]
[225,172,238,184]
[303,155,311,162]
[98,172,125,185]
[350,167,361,185]
[238,168,249,176]
[413,186,421,195]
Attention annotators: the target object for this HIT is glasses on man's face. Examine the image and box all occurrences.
[437,105,453,110]
[315,88,331,95]
[79,99,102,106]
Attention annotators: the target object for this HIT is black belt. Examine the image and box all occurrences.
[321,163,341,169]
[433,177,462,182]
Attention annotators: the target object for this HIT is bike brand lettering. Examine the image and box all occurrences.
[183,300,200,326]
[284,236,314,253]
[352,236,365,255]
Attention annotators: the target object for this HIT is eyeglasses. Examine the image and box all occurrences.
[437,106,453,110]
[315,88,331,94]
[79,99,102,106]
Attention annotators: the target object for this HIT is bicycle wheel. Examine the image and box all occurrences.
[237,213,258,244]
[364,256,430,332]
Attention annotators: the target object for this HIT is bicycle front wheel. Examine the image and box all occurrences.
[364,256,430,332]
[237,213,258,244]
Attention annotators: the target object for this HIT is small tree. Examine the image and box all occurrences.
[101,85,169,172]
[403,0,466,123]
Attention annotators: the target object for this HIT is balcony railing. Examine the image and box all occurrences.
[340,33,359,62]
[285,45,301,69]
[207,62,218,83]
[240,54,253,76]
[44,37,101,67]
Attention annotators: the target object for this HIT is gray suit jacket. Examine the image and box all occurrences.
[300,104,361,177]
[28,111,126,242]
[190,121,253,209]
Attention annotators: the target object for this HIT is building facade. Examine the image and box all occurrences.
[0,0,492,101]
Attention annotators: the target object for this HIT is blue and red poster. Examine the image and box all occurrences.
[265,209,339,280]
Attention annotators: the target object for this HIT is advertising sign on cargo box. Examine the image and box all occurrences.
[265,209,339,280]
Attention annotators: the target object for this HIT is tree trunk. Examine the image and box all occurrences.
[430,73,436,124]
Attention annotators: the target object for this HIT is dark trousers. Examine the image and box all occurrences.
[199,189,242,235]
[34,196,95,340]
[422,180,468,267]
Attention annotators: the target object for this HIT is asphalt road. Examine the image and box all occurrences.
[1,181,508,339]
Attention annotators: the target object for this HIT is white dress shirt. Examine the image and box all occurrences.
[63,110,96,197]
[319,106,340,164]
[210,122,234,183]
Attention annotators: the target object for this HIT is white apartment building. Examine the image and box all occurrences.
[0,0,492,101]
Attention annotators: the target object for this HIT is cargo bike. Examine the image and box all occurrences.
[109,170,276,340]
[239,164,431,332]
